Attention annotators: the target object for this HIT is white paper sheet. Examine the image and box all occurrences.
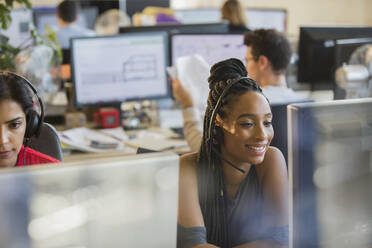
[58,127,134,153]
[175,54,210,113]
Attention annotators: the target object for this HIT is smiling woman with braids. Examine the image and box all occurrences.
[177,58,288,248]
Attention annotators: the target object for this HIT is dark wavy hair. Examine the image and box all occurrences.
[197,58,265,247]
[57,0,79,23]
[244,29,292,73]
[0,73,33,115]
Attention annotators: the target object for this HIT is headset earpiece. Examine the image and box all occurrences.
[25,109,41,139]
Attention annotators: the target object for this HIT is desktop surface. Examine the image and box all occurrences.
[0,152,179,247]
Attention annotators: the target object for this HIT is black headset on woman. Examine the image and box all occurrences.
[0,71,45,140]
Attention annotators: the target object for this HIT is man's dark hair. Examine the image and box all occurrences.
[57,0,79,23]
[244,29,292,73]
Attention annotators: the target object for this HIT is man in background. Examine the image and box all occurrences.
[56,0,95,49]
[243,28,301,102]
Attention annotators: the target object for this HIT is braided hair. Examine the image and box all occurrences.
[197,58,264,247]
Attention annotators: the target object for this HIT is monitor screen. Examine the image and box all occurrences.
[119,22,229,35]
[171,33,246,66]
[173,8,221,24]
[288,98,372,247]
[0,9,33,48]
[0,152,179,247]
[71,32,169,107]
[33,6,98,35]
[297,26,372,85]
[246,8,287,33]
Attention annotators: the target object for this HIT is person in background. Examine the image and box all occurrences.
[177,58,288,247]
[171,28,303,152]
[244,29,301,102]
[221,0,250,33]
[0,72,60,168]
[56,0,95,49]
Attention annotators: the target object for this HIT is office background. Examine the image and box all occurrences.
[23,0,372,36]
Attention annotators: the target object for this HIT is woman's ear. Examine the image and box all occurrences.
[215,114,223,127]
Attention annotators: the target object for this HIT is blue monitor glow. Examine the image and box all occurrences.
[70,32,169,107]
[0,9,33,48]
[171,33,246,66]
[288,98,372,247]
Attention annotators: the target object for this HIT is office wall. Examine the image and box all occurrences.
[29,0,372,36]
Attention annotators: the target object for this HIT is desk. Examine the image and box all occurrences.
[60,126,190,163]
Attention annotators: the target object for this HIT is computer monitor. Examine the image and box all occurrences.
[173,8,221,24]
[119,22,229,35]
[245,8,287,33]
[126,0,170,17]
[297,26,372,87]
[0,152,179,247]
[0,9,33,48]
[70,32,169,107]
[334,37,372,68]
[33,6,98,35]
[288,98,372,247]
[171,33,246,66]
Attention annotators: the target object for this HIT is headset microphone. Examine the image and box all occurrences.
[211,147,246,174]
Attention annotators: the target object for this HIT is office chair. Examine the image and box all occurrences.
[29,122,63,161]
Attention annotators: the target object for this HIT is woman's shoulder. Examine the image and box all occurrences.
[180,152,198,172]
[255,146,287,181]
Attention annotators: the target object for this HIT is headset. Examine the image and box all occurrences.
[207,77,250,174]
[0,71,44,164]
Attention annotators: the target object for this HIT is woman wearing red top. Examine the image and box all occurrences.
[0,72,59,168]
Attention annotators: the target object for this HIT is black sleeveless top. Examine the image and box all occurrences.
[225,165,263,247]
[177,165,288,248]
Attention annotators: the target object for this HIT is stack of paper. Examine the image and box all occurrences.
[59,127,135,153]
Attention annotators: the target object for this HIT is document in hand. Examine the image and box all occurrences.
[175,54,210,113]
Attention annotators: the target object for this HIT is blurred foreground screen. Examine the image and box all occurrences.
[288,98,372,248]
[0,152,179,248]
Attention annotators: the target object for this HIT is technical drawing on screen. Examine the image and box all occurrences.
[70,32,169,107]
